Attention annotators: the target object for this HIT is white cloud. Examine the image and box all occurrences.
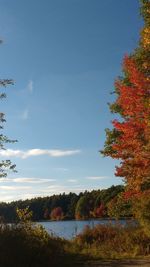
[0,185,31,191]
[0,195,17,202]
[0,148,81,159]
[0,177,56,184]
[40,184,80,194]
[86,176,109,180]
[21,109,29,120]
[40,183,104,195]
[67,179,77,183]
[0,182,106,202]
[0,178,9,183]
[27,80,33,93]
[13,177,56,184]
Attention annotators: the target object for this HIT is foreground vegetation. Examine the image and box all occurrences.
[0,207,148,267]
[0,219,149,267]
[72,223,150,259]
[0,224,64,267]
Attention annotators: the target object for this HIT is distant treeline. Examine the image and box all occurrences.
[0,185,131,222]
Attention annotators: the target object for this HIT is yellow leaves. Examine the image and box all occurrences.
[16,207,32,223]
[141,27,150,48]
[142,62,150,70]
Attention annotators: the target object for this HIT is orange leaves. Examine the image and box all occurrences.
[102,0,150,195]
[102,2,150,229]
[94,203,106,218]
[115,56,149,119]
[50,207,64,220]
[107,56,150,191]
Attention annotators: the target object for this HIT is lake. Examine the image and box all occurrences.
[39,219,128,240]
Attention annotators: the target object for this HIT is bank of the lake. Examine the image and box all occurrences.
[0,217,149,267]
[38,218,133,239]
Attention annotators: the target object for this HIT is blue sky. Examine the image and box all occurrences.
[0,0,142,202]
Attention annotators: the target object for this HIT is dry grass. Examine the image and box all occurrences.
[70,223,150,259]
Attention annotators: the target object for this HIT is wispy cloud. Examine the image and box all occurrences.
[86,176,109,180]
[21,109,29,120]
[67,179,77,183]
[13,177,56,184]
[27,80,33,93]
[0,182,106,202]
[40,183,105,195]
[0,148,81,159]
[0,177,56,184]
[40,184,81,194]
[0,185,31,191]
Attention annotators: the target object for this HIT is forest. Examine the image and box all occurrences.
[0,185,127,222]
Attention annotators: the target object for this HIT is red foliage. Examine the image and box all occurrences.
[110,56,150,191]
[95,203,106,217]
[122,190,141,201]
[50,207,63,220]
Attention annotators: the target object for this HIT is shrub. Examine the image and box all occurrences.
[132,191,150,236]
[73,223,150,258]
[0,223,65,267]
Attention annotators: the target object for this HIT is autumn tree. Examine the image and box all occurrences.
[50,207,64,221]
[134,0,150,77]
[75,196,89,220]
[101,0,150,192]
[132,190,150,235]
[107,193,132,219]
[93,203,106,218]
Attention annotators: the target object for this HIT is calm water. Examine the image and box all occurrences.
[39,219,127,240]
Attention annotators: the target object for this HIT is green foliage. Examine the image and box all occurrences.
[95,185,124,206]
[132,192,150,236]
[66,193,79,218]
[0,77,17,177]
[107,193,132,219]
[75,196,89,219]
[136,0,150,76]
[101,128,121,157]
[0,185,127,222]
[140,0,150,26]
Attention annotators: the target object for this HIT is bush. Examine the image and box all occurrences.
[132,191,150,236]
[0,223,65,267]
[73,223,150,258]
